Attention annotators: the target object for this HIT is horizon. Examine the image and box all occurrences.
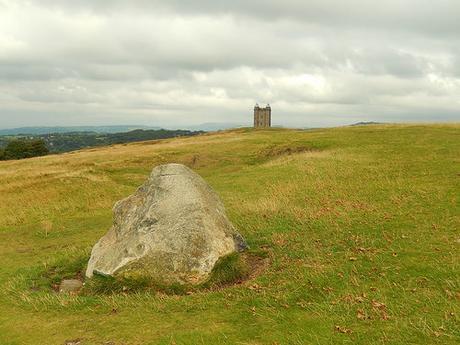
[1,118,459,132]
[1,116,441,130]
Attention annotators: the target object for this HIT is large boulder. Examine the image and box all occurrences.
[86,163,247,284]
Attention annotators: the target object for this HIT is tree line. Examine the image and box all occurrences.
[0,129,204,161]
[0,139,49,160]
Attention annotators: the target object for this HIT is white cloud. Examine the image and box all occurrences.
[0,0,459,128]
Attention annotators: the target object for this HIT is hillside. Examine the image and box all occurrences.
[0,129,204,154]
[0,124,459,345]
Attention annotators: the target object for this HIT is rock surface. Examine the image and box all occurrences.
[59,279,83,293]
[86,163,247,284]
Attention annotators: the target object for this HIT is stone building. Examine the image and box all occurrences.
[253,104,271,128]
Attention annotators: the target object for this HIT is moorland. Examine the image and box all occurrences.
[0,124,458,344]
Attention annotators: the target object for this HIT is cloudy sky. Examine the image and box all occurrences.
[1,0,459,129]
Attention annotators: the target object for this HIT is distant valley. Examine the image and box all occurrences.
[0,128,204,154]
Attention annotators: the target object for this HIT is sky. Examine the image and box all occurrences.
[0,0,459,129]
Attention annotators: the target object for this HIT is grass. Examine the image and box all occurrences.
[0,124,459,344]
[34,250,255,296]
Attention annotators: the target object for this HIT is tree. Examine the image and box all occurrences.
[29,139,49,157]
[3,139,49,160]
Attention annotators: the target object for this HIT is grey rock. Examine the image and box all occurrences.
[86,163,247,284]
[59,279,83,293]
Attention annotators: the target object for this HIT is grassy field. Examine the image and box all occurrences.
[0,124,458,345]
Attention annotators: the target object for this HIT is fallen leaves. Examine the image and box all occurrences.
[338,293,391,321]
[347,246,379,262]
[356,309,367,320]
[371,300,386,310]
[335,325,353,334]
[64,339,82,345]
[247,283,263,292]
[322,286,334,294]
[371,300,390,320]
[444,311,455,320]
[355,293,367,303]
[433,326,446,338]
[443,288,460,300]
[380,311,390,320]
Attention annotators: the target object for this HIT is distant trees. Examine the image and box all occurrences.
[0,129,204,159]
[107,129,204,145]
[0,139,49,160]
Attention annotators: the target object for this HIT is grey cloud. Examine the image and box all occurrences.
[0,0,459,129]
[39,0,460,36]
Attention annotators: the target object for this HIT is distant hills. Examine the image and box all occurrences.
[0,129,204,154]
[350,121,382,126]
[0,125,160,136]
[0,123,250,136]
[0,124,243,155]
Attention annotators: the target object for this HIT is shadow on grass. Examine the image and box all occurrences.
[36,249,270,296]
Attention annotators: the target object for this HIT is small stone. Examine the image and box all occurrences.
[59,279,83,293]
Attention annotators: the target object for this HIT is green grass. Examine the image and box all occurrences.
[33,250,254,296]
[0,124,459,344]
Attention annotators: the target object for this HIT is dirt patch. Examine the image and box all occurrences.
[202,251,271,291]
[243,252,271,281]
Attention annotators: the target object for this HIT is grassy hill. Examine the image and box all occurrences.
[0,124,458,345]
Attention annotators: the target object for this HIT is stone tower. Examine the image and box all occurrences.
[253,104,271,128]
